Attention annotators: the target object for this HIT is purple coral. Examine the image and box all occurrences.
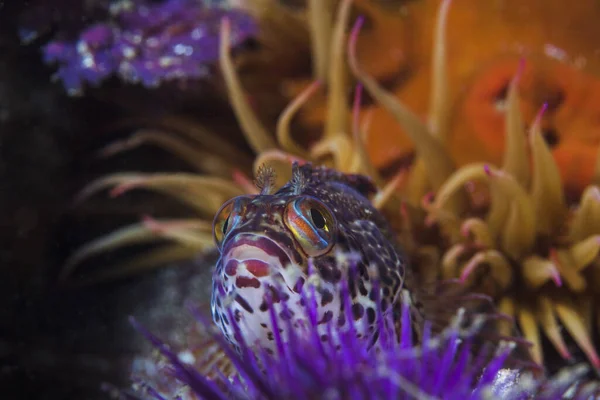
[28,0,257,95]
[128,259,599,400]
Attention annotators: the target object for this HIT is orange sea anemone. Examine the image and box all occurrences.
[273,0,600,198]
[63,0,600,375]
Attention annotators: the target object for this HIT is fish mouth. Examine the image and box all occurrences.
[222,234,294,277]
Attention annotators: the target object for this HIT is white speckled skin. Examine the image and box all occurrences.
[211,163,407,353]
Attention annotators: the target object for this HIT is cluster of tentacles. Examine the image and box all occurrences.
[64,0,600,375]
[419,76,600,370]
[128,266,598,399]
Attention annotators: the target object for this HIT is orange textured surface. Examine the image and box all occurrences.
[294,0,600,195]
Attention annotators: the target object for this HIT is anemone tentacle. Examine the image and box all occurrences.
[64,0,600,378]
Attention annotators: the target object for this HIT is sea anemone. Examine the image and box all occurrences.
[22,0,257,95]
[126,256,598,399]
[62,0,600,377]
[275,0,600,197]
[416,97,600,370]
[345,4,600,373]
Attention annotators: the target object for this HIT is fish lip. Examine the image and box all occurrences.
[222,234,293,269]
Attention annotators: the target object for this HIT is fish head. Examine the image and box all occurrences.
[210,191,347,352]
[210,163,405,353]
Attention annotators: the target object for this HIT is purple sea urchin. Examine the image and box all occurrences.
[27,0,257,95]
[129,256,598,399]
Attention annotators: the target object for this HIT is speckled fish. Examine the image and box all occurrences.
[210,162,487,354]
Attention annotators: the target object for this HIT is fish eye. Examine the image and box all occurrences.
[284,196,337,257]
[222,215,230,234]
[213,199,235,248]
[310,208,326,229]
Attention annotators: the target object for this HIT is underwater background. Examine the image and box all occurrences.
[1,0,600,398]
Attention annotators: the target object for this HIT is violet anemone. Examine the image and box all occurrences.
[128,256,598,400]
[24,0,257,95]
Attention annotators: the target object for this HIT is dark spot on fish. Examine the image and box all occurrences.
[352,303,365,320]
[358,279,368,296]
[293,277,305,293]
[321,290,333,306]
[318,310,333,325]
[319,264,335,282]
[337,313,346,327]
[246,259,270,277]
[266,285,281,303]
[222,313,230,326]
[259,301,268,312]
[279,308,294,320]
[320,334,329,342]
[358,262,368,276]
[267,332,274,341]
[236,276,261,289]
[369,290,377,302]
[332,268,342,283]
[348,276,358,299]
[235,294,254,313]
[380,271,395,288]
[364,248,378,265]
[225,260,239,276]
[260,323,267,328]
[382,287,390,297]
[367,307,376,324]
[234,309,242,322]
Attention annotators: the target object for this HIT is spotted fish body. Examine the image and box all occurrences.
[210,163,410,353]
